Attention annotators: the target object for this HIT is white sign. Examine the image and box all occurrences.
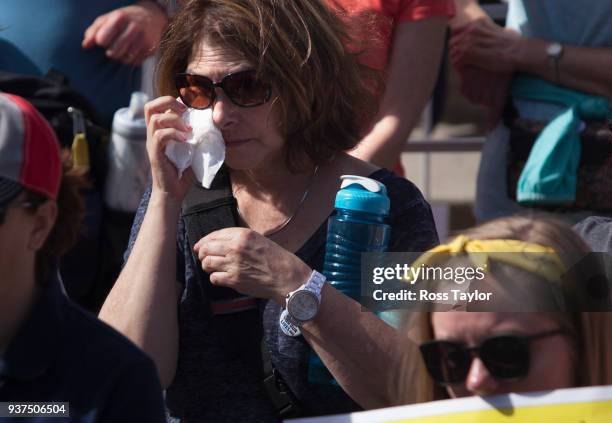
[288,385,612,423]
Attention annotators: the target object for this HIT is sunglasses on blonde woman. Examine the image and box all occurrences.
[175,70,272,109]
[419,329,569,385]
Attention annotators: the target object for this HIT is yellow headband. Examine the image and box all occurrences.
[406,235,566,283]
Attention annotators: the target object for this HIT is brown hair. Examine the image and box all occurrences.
[396,216,612,404]
[28,153,86,284]
[156,0,380,171]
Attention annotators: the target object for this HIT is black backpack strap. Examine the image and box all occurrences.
[181,166,247,304]
[262,341,304,418]
[181,166,304,418]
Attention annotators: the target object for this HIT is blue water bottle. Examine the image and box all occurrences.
[308,175,391,385]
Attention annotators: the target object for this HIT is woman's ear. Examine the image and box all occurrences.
[27,201,58,251]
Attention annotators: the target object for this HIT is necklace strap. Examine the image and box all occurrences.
[235,165,319,237]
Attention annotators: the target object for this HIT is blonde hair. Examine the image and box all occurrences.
[396,216,612,404]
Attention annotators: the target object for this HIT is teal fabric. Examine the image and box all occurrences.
[511,75,612,204]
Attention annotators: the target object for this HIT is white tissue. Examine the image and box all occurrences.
[164,108,225,188]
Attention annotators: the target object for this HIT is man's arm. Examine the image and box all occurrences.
[452,0,612,99]
[349,17,447,169]
[514,41,612,99]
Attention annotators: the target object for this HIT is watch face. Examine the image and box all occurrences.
[287,290,319,321]
[547,43,562,57]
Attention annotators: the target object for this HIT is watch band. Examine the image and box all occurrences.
[301,270,326,299]
[279,270,327,337]
[546,42,563,84]
[279,309,301,337]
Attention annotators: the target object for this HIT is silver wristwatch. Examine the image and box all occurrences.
[279,270,326,337]
[546,42,564,84]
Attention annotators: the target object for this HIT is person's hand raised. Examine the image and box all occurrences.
[194,228,313,305]
[82,1,168,65]
[144,96,194,203]
[450,17,521,74]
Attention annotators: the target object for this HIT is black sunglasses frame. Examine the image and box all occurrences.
[419,328,569,386]
[174,70,272,109]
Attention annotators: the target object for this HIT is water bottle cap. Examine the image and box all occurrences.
[128,91,149,119]
[113,91,149,139]
[334,175,390,215]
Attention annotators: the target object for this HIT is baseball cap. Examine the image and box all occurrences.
[0,93,61,207]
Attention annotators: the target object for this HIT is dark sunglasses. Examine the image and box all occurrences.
[175,70,272,109]
[419,329,568,385]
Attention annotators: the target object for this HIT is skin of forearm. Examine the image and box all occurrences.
[301,285,402,408]
[98,191,181,388]
[352,116,411,169]
[351,17,447,169]
[138,0,169,22]
[454,0,612,98]
[451,0,488,27]
[515,37,612,98]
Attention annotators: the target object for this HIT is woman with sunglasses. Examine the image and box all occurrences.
[99,0,438,421]
[397,216,612,403]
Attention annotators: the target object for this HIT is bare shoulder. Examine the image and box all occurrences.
[327,152,380,178]
[307,153,380,218]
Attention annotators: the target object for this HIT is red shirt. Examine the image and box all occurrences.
[326,0,455,70]
[326,0,454,176]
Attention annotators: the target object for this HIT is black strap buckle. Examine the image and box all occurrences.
[263,368,302,418]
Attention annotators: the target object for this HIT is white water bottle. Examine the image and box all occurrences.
[104,92,150,212]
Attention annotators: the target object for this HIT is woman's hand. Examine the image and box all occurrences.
[193,228,313,305]
[450,17,522,74]
[144,96,194,203]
